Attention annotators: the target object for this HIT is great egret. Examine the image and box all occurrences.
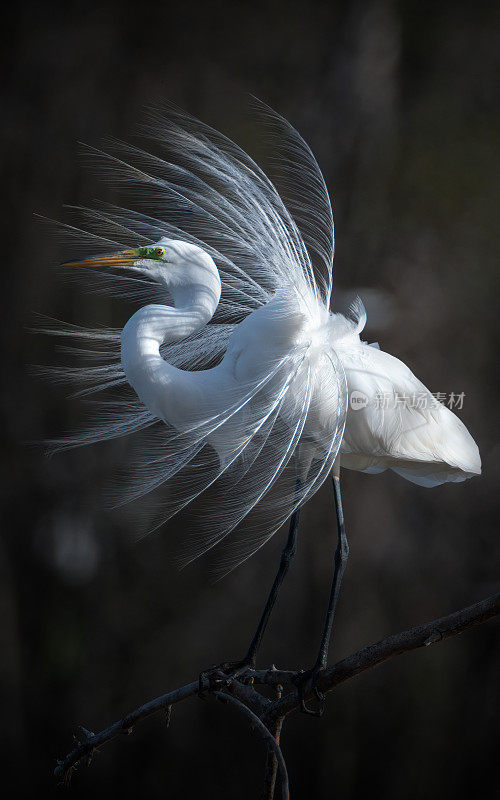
[45,105,480,711]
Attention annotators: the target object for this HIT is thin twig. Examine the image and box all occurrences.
[55,680,199,781]
[214,692,289,800]
[261,715,285,800]
[262,670,284,800]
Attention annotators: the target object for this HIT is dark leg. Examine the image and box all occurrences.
[313,474,349,671]
[297,473,349,715]
[244,504,301,666]
[199,506,301,693]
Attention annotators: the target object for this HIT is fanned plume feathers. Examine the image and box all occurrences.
[42,103,347,573]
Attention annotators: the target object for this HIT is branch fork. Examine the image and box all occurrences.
[54,593,500,798]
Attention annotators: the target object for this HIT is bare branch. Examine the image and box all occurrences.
[269,592,500,719]
[54,676,269,782]
[55,680,200,782]
[54,592,500,785]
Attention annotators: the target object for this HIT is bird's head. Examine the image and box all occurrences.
[64,238,221,307]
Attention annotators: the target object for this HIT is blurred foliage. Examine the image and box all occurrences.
[1,1,499,798]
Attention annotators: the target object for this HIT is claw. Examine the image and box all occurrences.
[198,665,214,697]
[314,687,325,702]
[294,669,326,716]
[198,659,254,698]
[198,664,224,697]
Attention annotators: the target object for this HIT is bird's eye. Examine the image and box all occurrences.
[155,247,165,258]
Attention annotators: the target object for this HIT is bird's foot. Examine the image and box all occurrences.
[293,667,326,717]
[198,658,255,697]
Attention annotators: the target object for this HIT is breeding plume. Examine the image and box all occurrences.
[45,106,480,705]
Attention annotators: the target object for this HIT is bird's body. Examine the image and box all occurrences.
[333,312,480,486]
[119,240,479,488]
[48,105,480,570]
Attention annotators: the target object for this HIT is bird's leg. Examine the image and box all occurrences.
[296,473,349,716]
[244,504,301,666]
[198,506,301,695]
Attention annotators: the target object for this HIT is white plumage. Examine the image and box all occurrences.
[332,302,480,486]
[44,104,480,571]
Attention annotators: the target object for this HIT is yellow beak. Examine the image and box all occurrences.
[63,249,140,269]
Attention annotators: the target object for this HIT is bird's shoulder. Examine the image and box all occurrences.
[222,296,308,382]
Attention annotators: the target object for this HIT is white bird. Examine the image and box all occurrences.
[45,105,480,707]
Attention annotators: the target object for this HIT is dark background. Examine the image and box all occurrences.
[2,1,499,798]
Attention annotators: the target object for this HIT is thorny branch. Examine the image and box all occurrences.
[55,593,500,796]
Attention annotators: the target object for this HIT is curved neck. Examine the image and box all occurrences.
[120,263,221,419]
[125,298,214,351]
